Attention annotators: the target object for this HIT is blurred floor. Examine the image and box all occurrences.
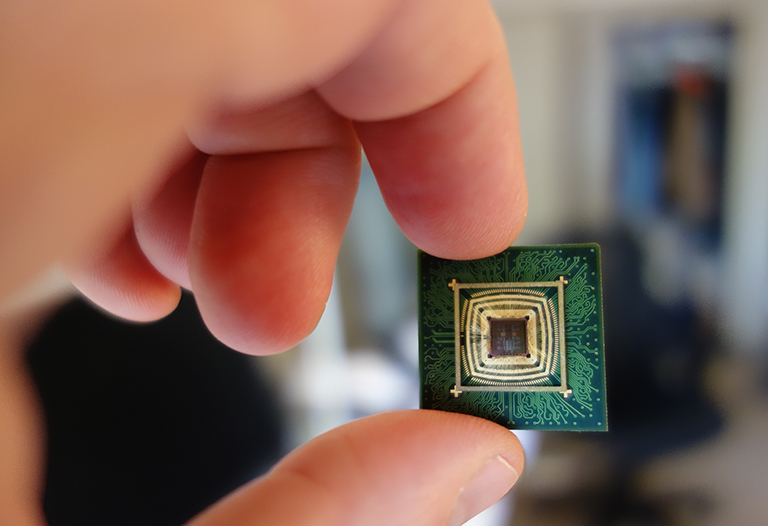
[509,355,768,526]
[636,357,768,526]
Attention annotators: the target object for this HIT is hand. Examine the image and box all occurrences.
[0,0,527,524]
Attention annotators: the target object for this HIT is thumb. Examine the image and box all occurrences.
[188,410,524,526]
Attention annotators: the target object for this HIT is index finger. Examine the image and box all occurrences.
[318,0,526,259]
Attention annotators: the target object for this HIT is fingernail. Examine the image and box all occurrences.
[449,455,520,526]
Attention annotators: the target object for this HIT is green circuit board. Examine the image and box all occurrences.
[419,244,607,431]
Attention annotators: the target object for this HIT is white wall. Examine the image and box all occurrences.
[502,15,571,243]
[721,2,768,354]
[499,11,618,242]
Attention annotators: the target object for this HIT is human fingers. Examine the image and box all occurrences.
[2,0,524,339]
[65,222,182,321]
[64,144,206,320]
[66,0,525,345]
[0,0,396,302]
[122,90,363,302]
[133,149,209,291]
[63,90,361,342]
[188,411,524,526]
[185,93,362,354]
[188,144,361,355]
[318,0,526,260]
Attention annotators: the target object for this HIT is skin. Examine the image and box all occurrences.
[0,0,528,524]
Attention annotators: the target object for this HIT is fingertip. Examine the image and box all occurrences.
[75,281,182,323]
[355,50,527,262]
[190,228,333,356]
[192,275,330,356]
[412,410,525,474]
[133,149,207,291]
[189,410,524,526]
[65,225,183,322]
[449,453,520,526]
[413,184,528,261]
[188,148,358,356]
[277,410,526,522]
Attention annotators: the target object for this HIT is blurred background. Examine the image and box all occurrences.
[9,0,768,525]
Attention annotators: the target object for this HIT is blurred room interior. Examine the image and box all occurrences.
[6,0,768,525]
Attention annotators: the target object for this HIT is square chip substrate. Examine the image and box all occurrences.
[419,244,607,431]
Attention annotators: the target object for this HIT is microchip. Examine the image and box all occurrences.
[419,244,607,431]
[489,318,528,357]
